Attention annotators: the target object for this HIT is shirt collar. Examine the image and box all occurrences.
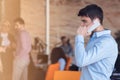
[92,30,111,38]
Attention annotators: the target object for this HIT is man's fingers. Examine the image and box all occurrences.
[77,26,88,36]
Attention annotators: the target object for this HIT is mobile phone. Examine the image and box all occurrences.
[88,19,101,33]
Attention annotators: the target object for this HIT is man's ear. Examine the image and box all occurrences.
[93,18,100,23]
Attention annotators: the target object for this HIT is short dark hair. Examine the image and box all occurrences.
[61,36,66,41]
[14,17,25,24]
[78,4,103,24]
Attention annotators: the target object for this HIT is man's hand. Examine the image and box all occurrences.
[77,26,91,37]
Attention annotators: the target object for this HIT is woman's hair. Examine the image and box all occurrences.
[50,47,67,64]
[0,20,11,32]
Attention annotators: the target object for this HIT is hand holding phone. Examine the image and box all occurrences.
[88,19,101,33]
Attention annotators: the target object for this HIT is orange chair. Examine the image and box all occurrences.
[53,71,81,80]
[64,57,72,70]
[45,62,60,80]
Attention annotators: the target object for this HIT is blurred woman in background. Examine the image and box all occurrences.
[50,47,67,70]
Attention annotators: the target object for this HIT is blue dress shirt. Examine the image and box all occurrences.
[75,30,118,80]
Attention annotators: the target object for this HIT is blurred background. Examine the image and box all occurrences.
[0,0,119,52]
[0,0,119,80]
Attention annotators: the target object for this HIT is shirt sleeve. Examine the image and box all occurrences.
[58,58,66,70]
[75,35,116,67]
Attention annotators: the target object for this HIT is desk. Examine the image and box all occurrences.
[30,51,48,70]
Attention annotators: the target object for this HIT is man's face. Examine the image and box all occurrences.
[14,22,22,30]
[80,16,93,28]
[62,38,68,44]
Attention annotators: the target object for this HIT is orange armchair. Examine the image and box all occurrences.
[45,62,60,80]
[53,71,81,80]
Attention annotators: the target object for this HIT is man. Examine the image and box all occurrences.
[75,4,118,80]
[60,36,73,57]
[12,18,31,80]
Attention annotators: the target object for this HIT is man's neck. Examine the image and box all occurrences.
[94,25,104,32]
[20,27,25,31]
